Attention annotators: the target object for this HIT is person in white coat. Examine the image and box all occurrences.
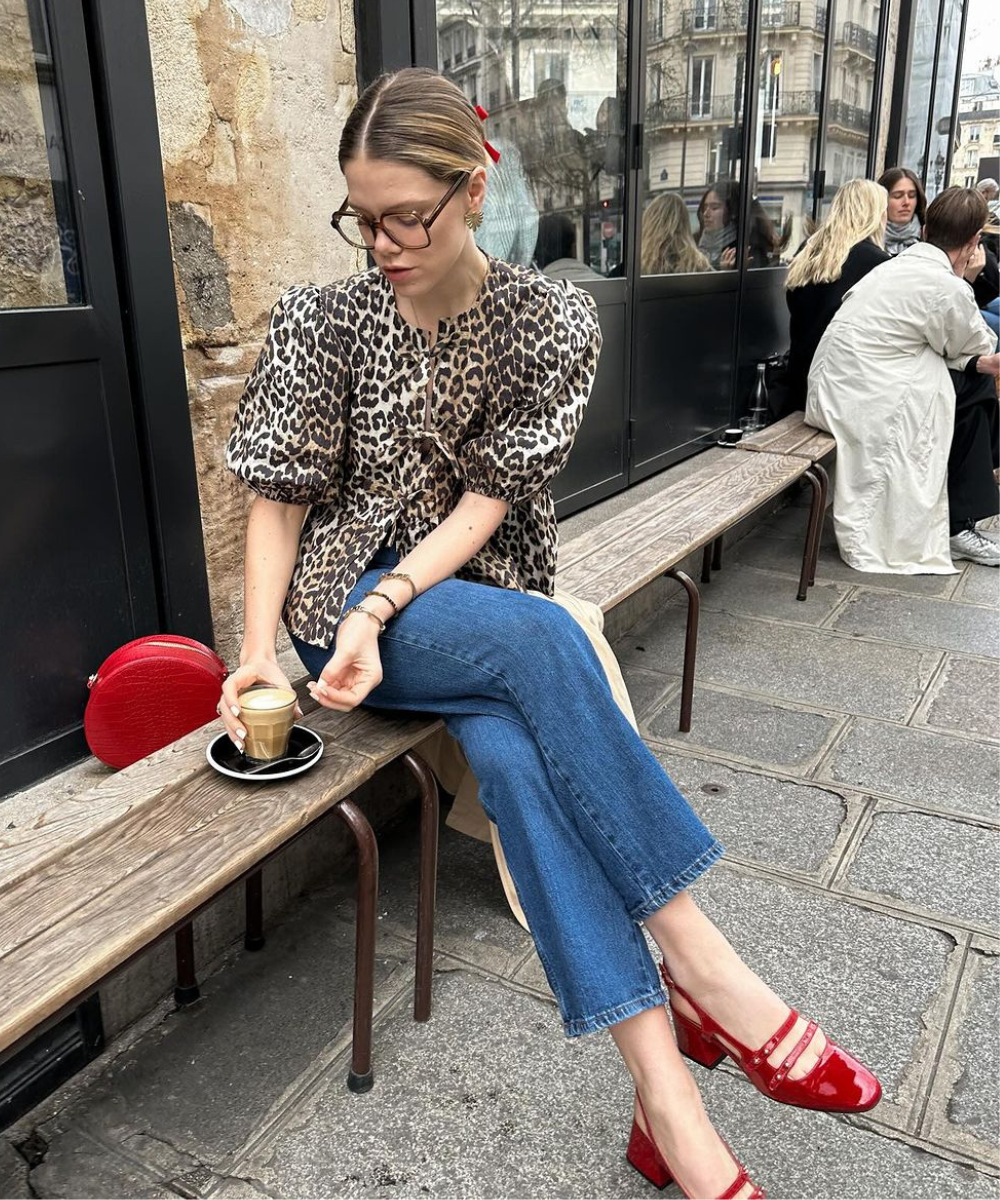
[806,187,1000,573]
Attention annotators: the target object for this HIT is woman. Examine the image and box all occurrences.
[876,166,926,256]
[807,186,999,573]
[223,68,881,1199]
[641,192,712,274]
[698,183,777,270]
[783,179,890,414]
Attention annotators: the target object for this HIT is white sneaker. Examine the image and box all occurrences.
[950,527,1000,566]
[976,524,1000,545]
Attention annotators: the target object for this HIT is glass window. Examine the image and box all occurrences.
[0,0,82,308]
[925,0,962,200]
[900,0,940,177]
[437,2,627,279]
[640,0,751,274]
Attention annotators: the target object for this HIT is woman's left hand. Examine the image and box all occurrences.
[307,616,384,711]
[964,243,986,281]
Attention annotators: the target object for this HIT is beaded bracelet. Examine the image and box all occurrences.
[379,570,418,602]
[342,603,386,633]
[364,589,399,615]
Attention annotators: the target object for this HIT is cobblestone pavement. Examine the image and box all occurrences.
[3,509,998,1200]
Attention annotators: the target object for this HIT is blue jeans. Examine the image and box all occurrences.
[983,296,999,342]
[291,548,723,1037]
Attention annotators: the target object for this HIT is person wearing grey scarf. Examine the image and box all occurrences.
[884,215,921,256]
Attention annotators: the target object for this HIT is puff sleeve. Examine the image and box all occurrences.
[226,285,349,505]
[460,279,602,505]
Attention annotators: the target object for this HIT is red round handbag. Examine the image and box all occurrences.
[84,634,228,769]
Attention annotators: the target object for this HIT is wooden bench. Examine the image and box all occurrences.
[0,697,442,1097]
[557,444,826,732]
[0,428,830,1109]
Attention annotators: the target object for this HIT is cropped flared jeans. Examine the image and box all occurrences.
[291,548,723,1037]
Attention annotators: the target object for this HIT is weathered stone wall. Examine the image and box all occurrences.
[145,0,363,661]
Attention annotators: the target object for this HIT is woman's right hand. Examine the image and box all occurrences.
[218,655,301,750]
[719,246,737,269]
[975,352,1000,377]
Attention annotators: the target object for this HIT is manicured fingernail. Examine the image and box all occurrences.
[317,681,328,693]
[231,705,240,716]
[237,728,246,739]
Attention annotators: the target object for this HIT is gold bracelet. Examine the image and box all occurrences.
[379,570,418,602]
[342,604,386,633]
[364,589,399,615]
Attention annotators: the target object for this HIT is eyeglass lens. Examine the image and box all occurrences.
[338,213,430,249]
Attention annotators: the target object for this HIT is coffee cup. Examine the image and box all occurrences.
[238,685,297,763]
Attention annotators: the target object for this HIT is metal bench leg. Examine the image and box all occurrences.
[712,535,724,572]
[402,751,439,1023]
[174,923,200,1007]
[665,568,699,733]
[798,469,824,601]
[808,462,830,587]
[334,798,379,1094]
[245,869,265,951]
[701,543,713,583]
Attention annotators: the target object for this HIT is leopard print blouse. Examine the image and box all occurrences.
[226,255,602,648]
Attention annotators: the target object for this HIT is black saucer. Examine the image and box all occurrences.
[206,725,323,781]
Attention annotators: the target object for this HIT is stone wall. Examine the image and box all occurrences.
[145,0,364,661]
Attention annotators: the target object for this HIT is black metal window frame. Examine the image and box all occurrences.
[886,0,971,186]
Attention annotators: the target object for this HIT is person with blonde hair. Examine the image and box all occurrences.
[780,179,890,415]
[224,67,881,1199]
[641,192,712,274]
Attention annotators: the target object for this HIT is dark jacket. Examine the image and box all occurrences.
[971,246,998,312]
[784,239,890,413]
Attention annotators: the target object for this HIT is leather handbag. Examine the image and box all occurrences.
[84,635,228,769]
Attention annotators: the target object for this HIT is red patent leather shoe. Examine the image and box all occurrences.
[660,962,882,1114]
[627,1092,765,1198]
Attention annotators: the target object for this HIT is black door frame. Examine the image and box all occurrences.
[85,1,213,643]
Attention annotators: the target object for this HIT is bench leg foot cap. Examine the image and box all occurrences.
[174,984,201,1008]
[347,1070,374,1094]
[244,935,266,952]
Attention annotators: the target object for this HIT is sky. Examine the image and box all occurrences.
[961,0,998,74]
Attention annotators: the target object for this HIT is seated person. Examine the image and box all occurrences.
[533,213,603,282]
[640,192,712,274]
[697,182,777,269]
[877,166,925,256]
[807,187,999,572]
[782,179,890,417]
[965,239,999,341]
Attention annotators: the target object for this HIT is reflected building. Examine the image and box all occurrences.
[644,0,881,256]
[949,70,1000,189]
[437,2,628,276]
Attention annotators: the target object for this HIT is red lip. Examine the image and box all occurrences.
[382,266,414,279]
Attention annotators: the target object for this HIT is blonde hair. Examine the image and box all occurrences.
[339,68,487,180]
[641,193,712,275]
[786,179,887,289]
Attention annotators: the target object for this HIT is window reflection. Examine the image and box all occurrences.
[437,3,628,278]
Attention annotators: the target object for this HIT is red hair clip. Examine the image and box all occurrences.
[474,104,501,164]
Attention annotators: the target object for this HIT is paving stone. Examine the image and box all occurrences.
[28,1127,179,1199]
[30,888,408,1172]
[250,970,991,1200]
[955,565,1000,608]
[821,719,1000,819]
[619,662,676,724]
[616,609,941,721]
[830,590,1000,658]
[0,1140,31,1199]
[689,867,955,1102]
[948,955,1000,1146]
[922,656,1000,741]
[647,685,841,773]
[683,562,849,626]
[731,532,961,597]
[844,810,1000,927]
[332,816,533,976]
[649,750,848,873]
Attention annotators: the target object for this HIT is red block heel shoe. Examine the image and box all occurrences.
[626,1093,765,1198]
[660,962,882,1114]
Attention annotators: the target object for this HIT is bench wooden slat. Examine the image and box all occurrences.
[557,449,748,574]
[0,742,388,1052]
[558,452,809,610]
[737,413,835,461]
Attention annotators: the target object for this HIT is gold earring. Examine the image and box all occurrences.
[465,209,483,231]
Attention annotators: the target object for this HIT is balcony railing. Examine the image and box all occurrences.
[681,2,802,32]
[648,89,820,125]
[839,21,878,56]
[828,98,870,132]
[815,4,828,28]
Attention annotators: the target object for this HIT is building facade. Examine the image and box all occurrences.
[949,68,1000,187]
